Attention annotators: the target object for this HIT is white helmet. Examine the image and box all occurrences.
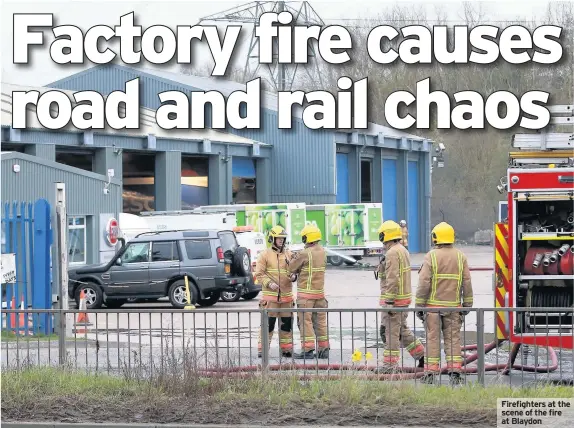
[399,220,407,227]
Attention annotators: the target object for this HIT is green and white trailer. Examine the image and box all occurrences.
[305,203,384,266]
[195,202,384,266]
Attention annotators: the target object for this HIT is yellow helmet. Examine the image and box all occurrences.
[301,224,322,244]
[432,222,455,245]
[268,225,288,250]
[377,220,402,243]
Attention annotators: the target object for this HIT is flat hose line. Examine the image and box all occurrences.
[195,340,560,380]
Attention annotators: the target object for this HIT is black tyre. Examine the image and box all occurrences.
[197,290,221,307]
[105,299,127,309]
[242,291,260,300]
[168,280,196,309]
[233,247,251,276]
[327,255,344,266]
[220,290,242,302]
[344,260,357,266]
[74,282,104,309]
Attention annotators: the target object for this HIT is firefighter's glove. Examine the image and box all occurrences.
[416,311,425,322]
[460,310,470,316]
[268,282,279,291]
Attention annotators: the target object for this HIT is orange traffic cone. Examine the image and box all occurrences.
[9,297,27,334]
[73,290,92,334]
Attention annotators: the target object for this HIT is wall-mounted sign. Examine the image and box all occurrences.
[105,217,119,247]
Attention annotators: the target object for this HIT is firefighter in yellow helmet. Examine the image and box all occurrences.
[287,223,329,359]
[416,222,473,385]
[255,225,296,358]
[377,220,425,373]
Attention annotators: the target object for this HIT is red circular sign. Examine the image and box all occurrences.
[106,218,119,246]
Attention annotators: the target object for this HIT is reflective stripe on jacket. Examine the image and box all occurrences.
[415,245,473,308]
[380,242,412,307]
[255,247,294,303]
[287,243,327,299]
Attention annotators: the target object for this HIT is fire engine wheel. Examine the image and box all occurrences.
[221,290,242,302]
[75,282,103,310]
[328,256,344,266]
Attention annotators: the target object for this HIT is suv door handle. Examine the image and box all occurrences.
[169,264,179,268]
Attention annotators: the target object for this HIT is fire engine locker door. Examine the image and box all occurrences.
[407,161,420,253]
[382,159,398,222]
[336,153,350,203]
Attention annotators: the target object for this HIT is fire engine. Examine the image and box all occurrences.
[494,104,574,351]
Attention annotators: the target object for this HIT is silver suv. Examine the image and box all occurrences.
[68,229,251,309]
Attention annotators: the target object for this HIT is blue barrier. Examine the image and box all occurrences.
[1,199,52,335]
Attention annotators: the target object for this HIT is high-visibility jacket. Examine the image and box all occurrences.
[400,226,408,247]
[380,242,412,307]
[287,243,327,300]
[255,247,295,303]
[415,245,473,308]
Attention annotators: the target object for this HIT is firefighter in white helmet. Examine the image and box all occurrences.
[255,225,296,358]
[399,220,408,250]
[416,222,473,385]
[377,220,425,372]
[287,224,329,359]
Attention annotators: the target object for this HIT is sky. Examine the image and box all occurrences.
[0,0,556,87]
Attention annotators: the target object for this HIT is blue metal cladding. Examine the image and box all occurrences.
[232,157,256,177]
[382,159,398,221]
[336,153,349,203]
[1,200,52,335]
[408,161,420,253]
[48,65,335,202]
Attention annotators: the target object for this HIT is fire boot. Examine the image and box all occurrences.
[380,325,386,344]
[420,372,437,384]
[417,357,425,368]
[449,372,464,385]
[317,348,330,359]
[293,350,315,359]
[281,351,293,358]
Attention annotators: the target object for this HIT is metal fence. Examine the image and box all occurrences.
[2,307,573,387]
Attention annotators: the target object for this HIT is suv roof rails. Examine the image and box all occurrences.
[134,230,182,238]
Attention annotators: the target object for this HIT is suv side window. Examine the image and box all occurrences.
[122,242,150,263]
[151,241,179,262]
[185,240,212,260]
[218,231,238,253]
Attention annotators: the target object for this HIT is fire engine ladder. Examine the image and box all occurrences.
[511,105,574,166]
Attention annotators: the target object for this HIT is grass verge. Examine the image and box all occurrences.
[1,331,59,342]
[2,367,572,426]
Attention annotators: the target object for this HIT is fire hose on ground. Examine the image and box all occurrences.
[195,339,559,381]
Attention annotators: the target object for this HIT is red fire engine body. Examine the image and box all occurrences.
[494,112,574,350]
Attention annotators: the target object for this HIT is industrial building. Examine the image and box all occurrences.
[2,64,433,254]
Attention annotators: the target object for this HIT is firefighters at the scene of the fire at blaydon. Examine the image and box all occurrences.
[255,220,472,381]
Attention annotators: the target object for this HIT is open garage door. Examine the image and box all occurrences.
[232,157,256,204]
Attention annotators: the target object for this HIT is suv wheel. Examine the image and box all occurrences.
[233,247,251,276]
[168,280,195,309]
[221,290,242,302]
[197,291,221,307]
[75,282,103,309]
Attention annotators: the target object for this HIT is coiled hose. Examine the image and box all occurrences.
[197,339,559,380]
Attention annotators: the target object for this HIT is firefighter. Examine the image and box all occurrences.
[287,224,329,359]
[255,225,296,358]
[377,220,425,372]
[399,220,408,250]
[415,221,473,385]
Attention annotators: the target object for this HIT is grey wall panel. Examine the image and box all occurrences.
[24,144,55,161]
[154,151,181,211]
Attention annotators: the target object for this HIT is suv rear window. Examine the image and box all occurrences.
[218,231,238,252]
[185,240,212,260]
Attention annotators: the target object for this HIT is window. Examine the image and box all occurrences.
[122,242,150,263]
[68,216,87,265]
[360,160,372,203]
[151,241,179,262]
[185,240,212,260]
[218,232,238,252]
